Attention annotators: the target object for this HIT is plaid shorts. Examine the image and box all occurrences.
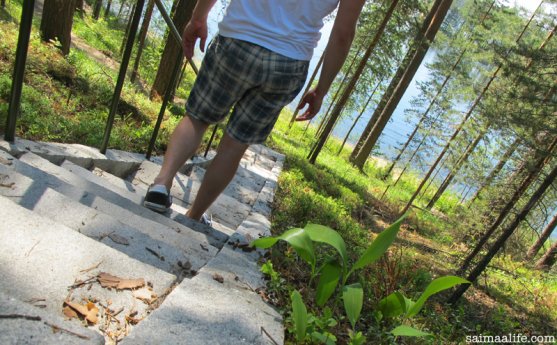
[186,35,309,144]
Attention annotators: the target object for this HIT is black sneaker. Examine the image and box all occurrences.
[144,184,172,213]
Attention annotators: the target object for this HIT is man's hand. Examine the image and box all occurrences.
[182,19,208,60]
[296,88,324,121]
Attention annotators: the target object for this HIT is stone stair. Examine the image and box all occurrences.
[0,138,285,345]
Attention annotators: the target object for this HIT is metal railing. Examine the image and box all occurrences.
[4,0,219,160]
[5,0,35,142]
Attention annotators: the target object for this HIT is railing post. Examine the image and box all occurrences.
[5,0,35,142]
[146,52,183,160]
[100,0,145,154]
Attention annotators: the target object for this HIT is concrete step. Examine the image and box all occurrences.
[131,160,252,229]
[60,160,230,248]
[0,292,104,345]
[189,165,265,205]
[0,151,219,271]
[120,252,283,345]
[0,196,176,343]
[0,162,195,277]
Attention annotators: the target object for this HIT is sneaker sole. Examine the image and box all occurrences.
[143,200,170,213]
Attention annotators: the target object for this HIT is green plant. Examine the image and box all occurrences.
[377,275,470,338]
[252,217,470,343]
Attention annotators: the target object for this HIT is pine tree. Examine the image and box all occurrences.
[527,212,557,260]
[449,160,557,303]
[40,0,77,56]
[351,0,454,169]
[308,0,400,164]
[536,239,557,270]
[131,0,155,82]
[150,0,195,100]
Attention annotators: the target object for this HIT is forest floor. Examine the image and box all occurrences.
[1,1,556,344]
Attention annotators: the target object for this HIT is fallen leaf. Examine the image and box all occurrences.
[63,306,78,319]
[133,287,157,304]
[108,233,130,246]
[213,273,224,284]
[63,300,98,324]
[97,272,145,290]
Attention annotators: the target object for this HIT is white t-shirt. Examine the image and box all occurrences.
[218,0,340,61]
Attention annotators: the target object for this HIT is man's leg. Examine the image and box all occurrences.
[153,115,209,191]
[186,132,248,221]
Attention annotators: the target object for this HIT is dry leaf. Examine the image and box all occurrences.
[64,300,98,324]
[63,306,78,319]
[108,233,130,246]
[212,273,224,284]
[133,287,157,304]
[97,272,145,290]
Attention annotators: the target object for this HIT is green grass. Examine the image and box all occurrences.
[265,114,557,344]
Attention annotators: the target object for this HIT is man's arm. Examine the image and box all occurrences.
[296,0,365,121]
[182,0,217,59]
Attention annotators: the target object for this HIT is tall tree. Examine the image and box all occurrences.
[383,0,497,178]
[449,161,557,303]
[351,0,455,169]
[104,0,113,18]
[458,136,557,274]
[75,0,84,12]
[349,0,445,162]
[308,0,400,164]
[426,124,489,209]
[536,239,557,270]
[337,76,384,155]
[131,0,155,82]
[93,0,103,20]
[119,3,136,56]
[150,0,195,100]
[526,211,557,260]
[40,0,77,56]
[400,0,543,215]
[468,137,521,204]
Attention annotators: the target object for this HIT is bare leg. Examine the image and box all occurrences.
[186,132,249,221]
[153,115,209,190]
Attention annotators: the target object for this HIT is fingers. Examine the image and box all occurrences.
[295,105,316,121]
[200,36,207,53]
[183,41,194,60]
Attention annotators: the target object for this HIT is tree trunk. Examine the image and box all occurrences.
[93,0,103,20]
[337,77,384,155]
[104,0,112,18]
[536,239,557,270]
[399,14,543,215]
[311,43,365,137]
[426,126,488,209]
[468,137,521,204]
[449,161,557,303]
[120,3,136,56]
[131,0,155,82]
[150,0,195,100]
[308,0,400,164]
[1,0,5,9]
[288,52,325,127]
[351,0,454,170]
[350,0,445,162]
[40,0,76,56]
[457,136,557,274]
[527,212,557,260]
[75,0,84,12]
[117,1,126,18]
